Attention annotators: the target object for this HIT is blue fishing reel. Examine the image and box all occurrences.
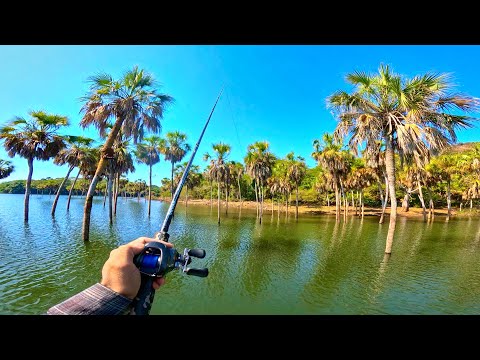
[134,241,209,278]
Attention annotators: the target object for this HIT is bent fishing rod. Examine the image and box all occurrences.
[129,88,223,315]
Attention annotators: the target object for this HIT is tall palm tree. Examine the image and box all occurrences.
[286,152,307,220]
[162,131,191,200]
[135,136,165,216]
[0,111,68,222]
[79,66,173,241]
[0,159,14,179]
[211,142,231,224]
[329,64,477,254]
[244,141,276,223]
[51,136,94,216]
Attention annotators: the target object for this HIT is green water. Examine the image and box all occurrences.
[1,194,479,314]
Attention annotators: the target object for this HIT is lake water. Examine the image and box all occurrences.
[1,193,479,315]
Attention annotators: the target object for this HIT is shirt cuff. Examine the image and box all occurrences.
[47,283,132,315]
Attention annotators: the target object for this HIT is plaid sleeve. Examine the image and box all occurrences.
[47,283,132,315]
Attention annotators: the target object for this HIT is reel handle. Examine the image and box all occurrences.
[188,248,206,258]
[185,268,209,277]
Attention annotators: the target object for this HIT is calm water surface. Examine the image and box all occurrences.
[1,194,480,314]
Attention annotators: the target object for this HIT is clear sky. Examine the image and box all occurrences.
[1,45,480,185]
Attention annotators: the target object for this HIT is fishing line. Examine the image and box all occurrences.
[225,85,244,152]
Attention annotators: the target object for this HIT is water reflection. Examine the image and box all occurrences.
[1,194,480,314]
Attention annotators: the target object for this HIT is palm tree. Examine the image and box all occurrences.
[229,161,244,204]
[0,159,14,179]
[426,154,461,221]
[211,142,231,224]
[363,141,388,223]
[286,152,307,220]
[51,136,94,216]
[79,66,173,241]
[112,139,135,215]
[133,179,147,201]
[66,146,99,211]
[135,136,165,216]
[329,64,477,254]
[203,152,215,207]
[0,111,68,222]
[174,162,201,206]
[244,141,276,223]
[162,131,191,200]
[312,134,351,221]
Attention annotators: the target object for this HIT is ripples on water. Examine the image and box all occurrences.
[0,194,480,314]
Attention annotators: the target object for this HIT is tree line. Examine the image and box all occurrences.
[1,64,479,255]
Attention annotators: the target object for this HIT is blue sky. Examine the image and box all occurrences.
[1,45,480,185]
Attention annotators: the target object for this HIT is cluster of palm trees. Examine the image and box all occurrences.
[1,64,478,256]
[327,64,478,254]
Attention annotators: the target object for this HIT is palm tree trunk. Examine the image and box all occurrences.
[170,161,174,201]
[426,186,434,220]
[295,181,299,220]
[271,195,274,213]
[470,198,473,210]
[402,193,410,212]
[210,180,213,208]
[259,179,264,224]
[417,180,427,223]
[24,157,34,222]
[185,185,188,207]
[108,166,113,225]
[82,117,123,241]
[377,181,384,209]
[51,165,74,216]
[237,176,242,205]
[361,188,364,218]
[384,136,397,255]
[379,176,389,224]
[225,183,228,214]
[148,163,152,216]
[326,193,330,207]
[114,172,120,216]
[217,179,221,225]
[340,181,347,220]
[67,169,80,211]
[352,190,357,216]
[446,180,452,221]
[334,182,340,221]
[103,188,107,207]
[254,180,259,217]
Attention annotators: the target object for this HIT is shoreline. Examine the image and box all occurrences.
[153,198,480,218]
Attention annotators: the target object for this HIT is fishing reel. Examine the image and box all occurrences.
[134,239,209,278]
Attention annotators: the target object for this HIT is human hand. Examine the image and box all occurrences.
[100,237,174,300]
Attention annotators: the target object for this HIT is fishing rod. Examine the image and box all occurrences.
[129,87,223,315]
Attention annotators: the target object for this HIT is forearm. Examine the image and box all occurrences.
[47,283,132,315]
